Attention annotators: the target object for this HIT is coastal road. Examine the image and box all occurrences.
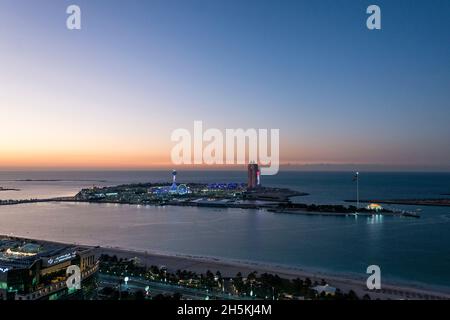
[98,274,247,300]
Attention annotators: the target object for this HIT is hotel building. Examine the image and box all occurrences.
[247,162,261,189]
[0,237,98,300]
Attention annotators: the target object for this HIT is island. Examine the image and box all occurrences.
[69,182,415,217]
[73,182,308,209]
[0,181,420,218]
[0,187,20,192]
[345,198,450,207]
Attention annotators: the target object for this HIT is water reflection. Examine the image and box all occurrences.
[367,214,384,224]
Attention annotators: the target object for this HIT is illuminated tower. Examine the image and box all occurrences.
[170,169,177,193]
[172,170,177,184]
[247,162,259,189]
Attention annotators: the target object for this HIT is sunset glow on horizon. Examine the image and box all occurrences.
[1,0,449,171]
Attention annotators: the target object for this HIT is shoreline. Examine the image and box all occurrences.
[0,199,415,219]
[2,234,449,300]
[0,188,20,192]
[345,199,450,207]
[97,246,450,300]
[0,200,421,222]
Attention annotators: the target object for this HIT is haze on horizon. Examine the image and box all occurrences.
[1,0,449,171]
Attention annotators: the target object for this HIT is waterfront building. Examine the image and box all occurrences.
[0,237,98,300]
[366,203,383,211]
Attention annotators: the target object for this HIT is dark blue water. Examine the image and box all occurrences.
[1,171,450,291]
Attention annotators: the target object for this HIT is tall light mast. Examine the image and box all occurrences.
[356,171,359,212]
[172,170,177,185]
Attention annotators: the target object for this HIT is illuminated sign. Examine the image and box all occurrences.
[47,251,77,265]
[0,267,9,273]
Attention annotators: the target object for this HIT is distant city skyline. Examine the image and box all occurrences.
[1,0,449,171]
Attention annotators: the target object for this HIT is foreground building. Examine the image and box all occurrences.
[0,237,98,300]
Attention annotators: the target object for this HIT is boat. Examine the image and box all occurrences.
[401,210,421,218]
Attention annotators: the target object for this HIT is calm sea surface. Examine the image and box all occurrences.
[1,171,450,291]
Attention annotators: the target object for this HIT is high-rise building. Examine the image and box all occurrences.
[0,237,98,300]
[247,162,260,189]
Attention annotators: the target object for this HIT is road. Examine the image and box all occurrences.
[98,274,251,300]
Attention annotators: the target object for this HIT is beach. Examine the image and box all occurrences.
[2,233,450,300]
[1,171,450,300]
[97,246,450,300]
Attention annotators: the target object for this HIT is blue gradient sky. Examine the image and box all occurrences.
[0,0,449,169]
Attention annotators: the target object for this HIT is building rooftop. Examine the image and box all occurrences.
[0,237,91,270]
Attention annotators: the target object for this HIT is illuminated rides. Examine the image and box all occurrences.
[151,170,190,196]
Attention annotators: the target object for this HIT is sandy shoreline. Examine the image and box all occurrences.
[96,245,450,300]
[2,234,449,300]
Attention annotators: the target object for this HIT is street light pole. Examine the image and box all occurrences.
[356,172,359,212]
[118,279,122,300]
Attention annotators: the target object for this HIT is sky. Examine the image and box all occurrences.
[0,0,449,170]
